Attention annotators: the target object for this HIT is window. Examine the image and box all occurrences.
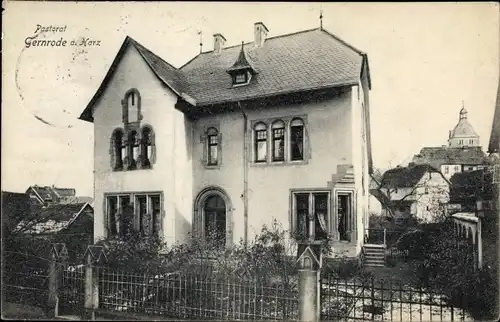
[106,193,162,238]
[444,166,449,174]
[111,129,124,171]
[254,122,267,162]
[234,72,248,85]
[272,120,285,162]
[207,127,219,165]
[459,139,463,145]
[122,89,141,124]
[454,165,460,172]
[204,195,226,248]
[292,191,329,241]
[337,192,353,241]
[425,187,429,194]
[469,139,474,145]
[290,118,305,161]
[127,131,139,170]
[140,126,154,169]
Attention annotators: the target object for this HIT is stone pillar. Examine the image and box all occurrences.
[47,243,68,318]
[83,245,108,321]
[297,242,322,322]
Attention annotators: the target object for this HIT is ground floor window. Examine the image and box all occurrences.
[337,192,353,241]
[106,192,162,238]
[204,195,226,248]
[291,191,329,241]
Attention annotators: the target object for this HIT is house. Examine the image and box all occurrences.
[26,185,92,207]
[377,164,450,224]
[412,108,489,180]
[13,202,94,258]
[78,23,373,258]
[368,176,383,216]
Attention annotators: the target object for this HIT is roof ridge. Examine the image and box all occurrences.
[130,38,181,71]
[195,27,321,55]
[319,28,365,56]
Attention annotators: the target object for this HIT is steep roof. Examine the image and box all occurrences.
[180,28,366,106]
[79,27,370,121]
[412,146,488,169]
[26,185,76,203]
[380,164,441,189]
[488,77,500,153]
[1,191,31,234]
[14,203,92,235]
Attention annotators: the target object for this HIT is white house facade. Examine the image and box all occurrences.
[79,23,373,257]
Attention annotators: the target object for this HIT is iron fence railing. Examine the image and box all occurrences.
[96,267,299,320]
[320,275,471,321]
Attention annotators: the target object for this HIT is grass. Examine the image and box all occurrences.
[1,302,48,320]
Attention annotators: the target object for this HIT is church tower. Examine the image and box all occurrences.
[448,104,480,148]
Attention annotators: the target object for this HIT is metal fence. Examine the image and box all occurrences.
[94,266,299,320]
[320,275,472,321]
[2,251,50,308]
[59,263,86,316]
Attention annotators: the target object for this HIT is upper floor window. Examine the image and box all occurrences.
[233,72,251,86]
[122,89,141,124]
[207,127,219,166]
[459,139,463,145]
[444,166,449,174]
[454,165,460,172]
[272,120,285,162]
[111,129,124,171]
[469,139,474,145]
[127,130,139,170]
[140,126,154,169]
[254,122,268,163]
[290,118,305,161]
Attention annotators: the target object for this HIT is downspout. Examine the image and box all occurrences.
[237,101,249,247]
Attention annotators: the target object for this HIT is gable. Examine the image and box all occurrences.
[79,37,188,123]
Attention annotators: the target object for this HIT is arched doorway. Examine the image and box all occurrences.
[204,195,226,248]
[193,187,233,248]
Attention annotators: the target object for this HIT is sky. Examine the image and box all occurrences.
[2,2,499,197]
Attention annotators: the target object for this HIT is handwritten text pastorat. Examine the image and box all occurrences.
[25,25,102,48]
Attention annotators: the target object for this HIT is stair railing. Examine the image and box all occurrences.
[383,228,387,247]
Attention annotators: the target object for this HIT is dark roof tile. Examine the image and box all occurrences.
[380,164,440,188]
[412,147,488,169]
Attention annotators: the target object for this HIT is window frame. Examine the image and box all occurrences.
[290,189,331,242]
[126,130,140,170]
[290,118,305,162]
[207,127,219,166]
[249,115,309,166]
[105,191,163,238]
[254,122,268,163]
[201,125,222,169]
[271,120,285,162]
[110,128,125,171]
[122,89,142,125]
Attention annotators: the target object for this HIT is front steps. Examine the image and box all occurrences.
[363,244,386,267]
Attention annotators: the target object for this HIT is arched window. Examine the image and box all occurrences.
[122,89,141,124]
[254,122,267,163]
[127,131,139,170]
[111,129,124,171]
[140,126,154,169]
[290,118,305,161]
[207,127,219,166]
[271,120,285,162]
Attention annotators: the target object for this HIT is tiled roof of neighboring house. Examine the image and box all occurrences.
[79,27,370,121]
[488,76,500,153]
[412,146,488,169]
[52,188,77,198]
[58,196,93,205]
[14,203,92,235]
[380,164,440,189]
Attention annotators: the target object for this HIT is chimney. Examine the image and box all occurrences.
[254,22,269,48]
[213,33,226,54]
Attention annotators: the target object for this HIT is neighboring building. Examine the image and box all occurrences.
[78,23,373,257]
[413,108,489,180]
[368,176,383,216]
[378,164,450,223]
[25,185,92,207]
[448,107,480,148]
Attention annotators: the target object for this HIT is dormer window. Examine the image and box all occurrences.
[227,42,255,87]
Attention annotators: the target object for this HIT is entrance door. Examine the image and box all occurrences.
[204,195,226,248]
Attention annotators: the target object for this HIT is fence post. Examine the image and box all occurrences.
[297,242,322,322]
[83,245,108,321]
[47,243,68,318]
